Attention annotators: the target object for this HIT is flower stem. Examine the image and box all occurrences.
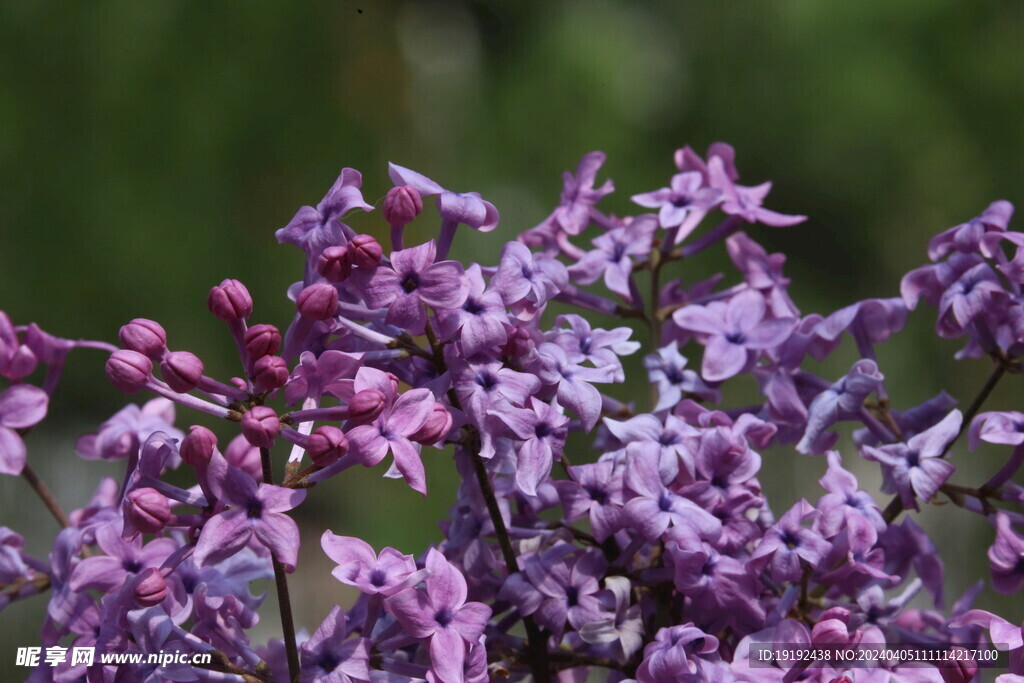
[259,447,301,683]
[21,463,70,528]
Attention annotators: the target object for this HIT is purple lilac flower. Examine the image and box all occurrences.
[491,241,568,321]
[345,368,436,495]
[707,153,806,227]
[862,409,962,511]
[75,398,182,462]
[643,342,719,411]
[797,359,884,454]
[384,548,491,683]
[354,241,469,335]
[68,523,176,593]
[815,451,885,537]
[928,200,1014,261]
[300,605,371,683]
[568,215,657,301]
[538,151,615,237]
[0,383,48,475]
[623,451,722,541]
[321,532,422,596]
[554,461,625,542]
[194,465,307,572]
[989,512,1024,595]
[631,171,720,241]
[489,397,569,495]
[388,163,499,233]
[673,290,796,382]
[532,341,614,431]
[748,499,831,583]
[283,350,363,406]
[500,546,607,638]
[0,312,38,380]
[636,623,719,683]
[435,264,508,358]
[276,168,374,277]
[603,413,698,483]
[726,232,799,318]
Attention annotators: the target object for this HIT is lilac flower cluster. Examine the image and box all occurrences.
[3,144,1024,683]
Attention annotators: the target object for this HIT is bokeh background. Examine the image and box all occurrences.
[1,0,1022,671]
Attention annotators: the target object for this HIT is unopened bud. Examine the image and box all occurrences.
[252,355,289,393]
[207,279,253,322]
[347,389,387,425]
[106,350,152,394]
[180,425,217,466]
[382,185,423,226]
[410,403,452,446]
[317,246,352,282]
[307,426,349,468]
[241,406,280,448]
[296,282,339,320]
[132,567,168,607]
[244,324,281,359]
[160,351,204,393]
[125,487,171,534]
[348,234,383,269]
[118,319,167,359]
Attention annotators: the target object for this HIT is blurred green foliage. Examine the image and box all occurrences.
[0,0,1022,658]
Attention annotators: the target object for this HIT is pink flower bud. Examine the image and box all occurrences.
[384,372,400,395]
[296,282,339,320]
[382,185,423,226]
[307,426,349,468]
[244,324,282,359]
[317,245,352,282]
[106,350,152,394]
[410,403,452,445]
[125,487,171,534]
[118,319,167,359]
[252,355,289,393]
[242,406,280,448]
[160,351,204,393]
[225,434,263,481]
[501,324,534,358]
[207,279,253,322]
[348,234,383,269]
[347,389,387,425]
[180,425,217,466]
[132,567,168,607]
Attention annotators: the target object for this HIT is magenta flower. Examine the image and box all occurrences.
[384,548,492,683]
[0,383,48,475]
[673,289,796,382]
[355,241,469,335]
[194,465,307,572]
[637,624,718,682]
[0,312,38,380]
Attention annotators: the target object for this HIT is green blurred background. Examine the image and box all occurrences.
[1,0,1022,667]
